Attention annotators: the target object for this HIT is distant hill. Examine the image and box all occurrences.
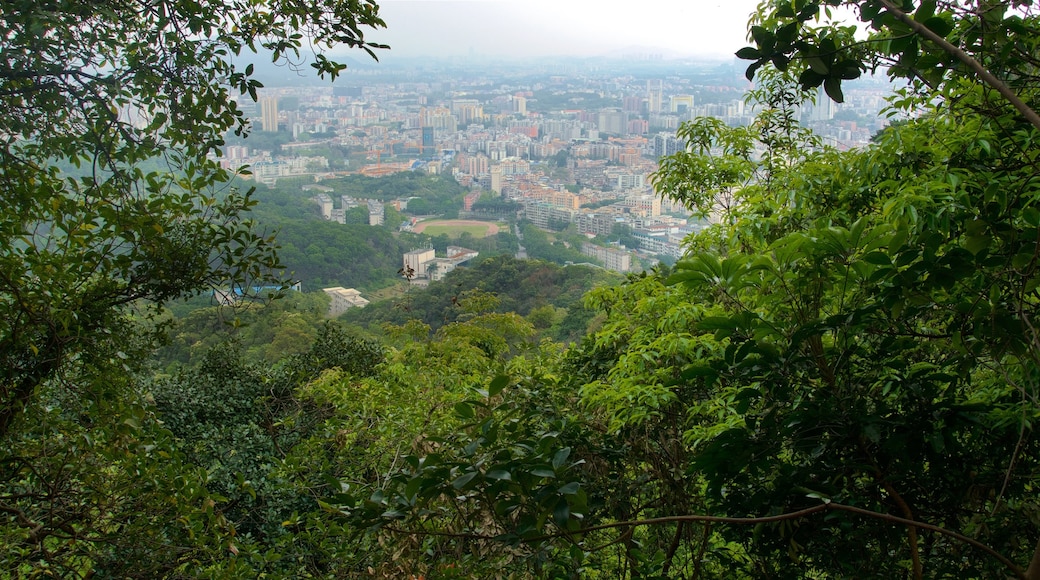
[340,254,621,343]
[246,174,470,291]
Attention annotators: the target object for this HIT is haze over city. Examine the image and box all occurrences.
[364,0,765,59]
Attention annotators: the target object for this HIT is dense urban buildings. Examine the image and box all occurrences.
[226,57,892,270]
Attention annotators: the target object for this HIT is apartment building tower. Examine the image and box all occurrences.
[260,96,279,132]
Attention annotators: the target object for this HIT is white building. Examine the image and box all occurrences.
[403,248,436,279]
[314,194,333,220]
[323,287,369,317]
[582,243,632,273]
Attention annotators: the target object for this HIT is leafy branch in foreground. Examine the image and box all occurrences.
[380,501,1027,578]
[739,0,1040,130]
[0,0,387,575]
[0,0,386,439]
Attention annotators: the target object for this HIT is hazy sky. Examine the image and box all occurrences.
[363,0,765,59]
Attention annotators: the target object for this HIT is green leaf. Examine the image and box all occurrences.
[486,469,512,481]
[681,364,717,380]
[806,56,829,74]
[531,467,556,478]
[1013,253,1034,269]
[750,26,775,49]
[797,2,819,21]
[914,0,936,22]
[559,482,581,495]
[488,374,509,397]
[1022,207,1040,227]
[553,498,571,526]
[697,316,740,332]
[551,447,572,469]
[823,76,844,103]
[404,477,422,500]
[736,47,761,60]
[746,61,764,82]
[454,401,474,419]
[964,235,991,255]
[452,471,479,490]
[862,251,892,266]
[922,16,953,37]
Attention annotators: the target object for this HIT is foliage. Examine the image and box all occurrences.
[615,61,1040,578]
[739,0,1040,119]
[341,255,619,343]
[153,290,333,369]
[0,0,384,421]
[15,0,1040,577]
[146,289,555,576]
[519,221,598,266]
[343,340,598,577]
[469,197,521,218]
[567,275,754,578]
[599,223,642,251]
[225,129,294,154]
[247,184,412,289]
[0,370,235,577]
[150,325,388,576]
[0,0,385,574]
[324,172,469,216]
[268,220,408,290]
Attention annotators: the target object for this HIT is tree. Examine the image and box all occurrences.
[343,204,370,224]
[0,0,387,573]
[149,326,388,577]
[0,0,386,435]
[738,0,1040,128]
[649,8,1040,574]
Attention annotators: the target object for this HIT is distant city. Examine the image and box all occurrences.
[223,56,897,271]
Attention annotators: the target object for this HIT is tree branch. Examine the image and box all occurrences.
[876,0,1040,132]
[383,501,1027,578]
[1025,536,1040,580]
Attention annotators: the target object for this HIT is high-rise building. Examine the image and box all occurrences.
[623,96,645,114]
[490,166,503,195]
[653,132,687,158]
[452,99,484,125]
[597,108,627,136]
[617,174,646,190]
[322,287,369,317]
[421,126,435,156]
[332,86,363,98]
[260,97,279,132]
[805,86,836,122]
[623,194,661,217]
[670,95,695,114]
[646,80,663,114]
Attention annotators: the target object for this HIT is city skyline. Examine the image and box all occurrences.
[359,0,766,60]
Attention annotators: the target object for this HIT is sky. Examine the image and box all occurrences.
[361,0,766,60]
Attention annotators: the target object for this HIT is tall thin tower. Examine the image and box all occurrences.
[260,97,279,132]
[647,80,663,115]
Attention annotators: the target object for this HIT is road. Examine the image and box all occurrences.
[514,223,527,259]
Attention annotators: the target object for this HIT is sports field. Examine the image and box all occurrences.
[413,219,500,238]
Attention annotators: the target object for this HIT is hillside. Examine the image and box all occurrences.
[340,254,621,342]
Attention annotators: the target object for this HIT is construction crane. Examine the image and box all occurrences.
[362,150,382,166]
